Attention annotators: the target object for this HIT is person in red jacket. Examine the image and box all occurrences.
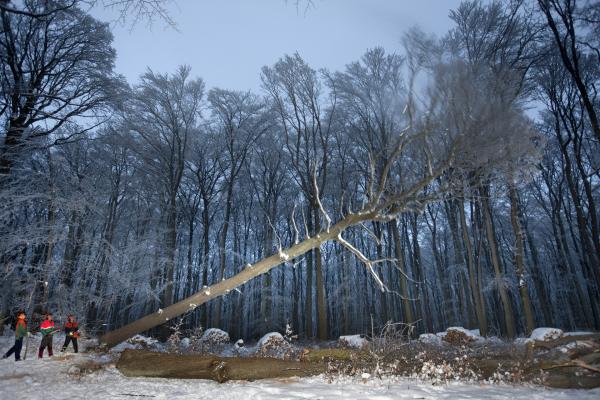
[2,311,28,361]
[38,312,58,358]
[61,314,79,353]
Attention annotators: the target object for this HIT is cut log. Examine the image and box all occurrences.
[532,333,600,350]
[116,349,327,383]
[543,366,600,389]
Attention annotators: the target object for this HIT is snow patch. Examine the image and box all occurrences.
[179,337,190,349]
[200,328,230,345]
[564,331,594,337]
[419,333,443,345]
[338,334,369,349]
[442,327,483,345]
[112,334,162,352]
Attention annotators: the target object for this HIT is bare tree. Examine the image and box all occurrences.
[261,53,334,339]
[125,66,204,310]
[207,89,269,328]
[537,0,600,143]
[0,0,121,176]
[98,45,540,346]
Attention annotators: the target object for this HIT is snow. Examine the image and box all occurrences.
[564,331,594,337]
[258,332,285,347]
[435,327,484,345]
[109,334,164,353]
[256,332,294,359]
[419,333,444,345]
[128,334,160,346]
[445,326,482,339]
[201,328,230,344]
[338,334,369,349]
[530,328,564,341]
[515,337,534,345]
[180,337,191,349]
[2,333,600,400]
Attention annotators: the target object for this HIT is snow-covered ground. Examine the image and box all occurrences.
[1,332,600,400]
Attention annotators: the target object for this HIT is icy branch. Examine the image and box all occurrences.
[312,167,331,232]
[336,233,387,292]
[291,203,300,244]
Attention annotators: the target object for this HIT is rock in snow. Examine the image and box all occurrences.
[200,328,230,345]
[338,334,369,349]
[441,327,483,345]
[257,332,294,359]
[530,327,564,341]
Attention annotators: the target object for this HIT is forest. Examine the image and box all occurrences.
[1,0,599,348]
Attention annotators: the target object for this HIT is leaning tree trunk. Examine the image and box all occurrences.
[99,211,375,347]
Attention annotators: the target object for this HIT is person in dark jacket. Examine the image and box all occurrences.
[2,311,28,361]
[61,314,79,353]
[38,312,58,358]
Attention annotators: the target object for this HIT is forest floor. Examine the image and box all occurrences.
[1,330,600,400]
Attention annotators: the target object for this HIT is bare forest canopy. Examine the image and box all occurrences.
[1,0,599,346]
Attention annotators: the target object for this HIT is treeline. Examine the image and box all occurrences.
[0,0,598,340]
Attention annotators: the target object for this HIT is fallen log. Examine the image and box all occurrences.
[542,366,600,389]
[115,348,600,388]
[532,333,600,350]
[116,349,327,383]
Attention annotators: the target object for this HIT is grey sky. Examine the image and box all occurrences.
[91,0,463,91]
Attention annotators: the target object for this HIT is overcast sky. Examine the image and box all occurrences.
[91,0,463,91]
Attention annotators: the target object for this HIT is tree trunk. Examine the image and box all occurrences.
[459,198,488,336]
[185,214,195,299]
[117,349,328,382]
[216,180,234,328]
[60,209,85,289]
[509,185,535,335]
[314,210,328,340]
[304,206,313,338]
[389,221,414,328]
[200,197,211,329]
[481,186,516,338]
[260,215,273,333]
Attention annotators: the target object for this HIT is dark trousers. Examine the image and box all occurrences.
[38,335,53,358]
[62,335,78,352]
[4,337,23,360]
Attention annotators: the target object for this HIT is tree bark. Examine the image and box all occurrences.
[314,211,328,340]
[116,349,327,382]
[459,198,488,336]
[481,186,516,338]
[509,185,535,335]
[389,220,414,329]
